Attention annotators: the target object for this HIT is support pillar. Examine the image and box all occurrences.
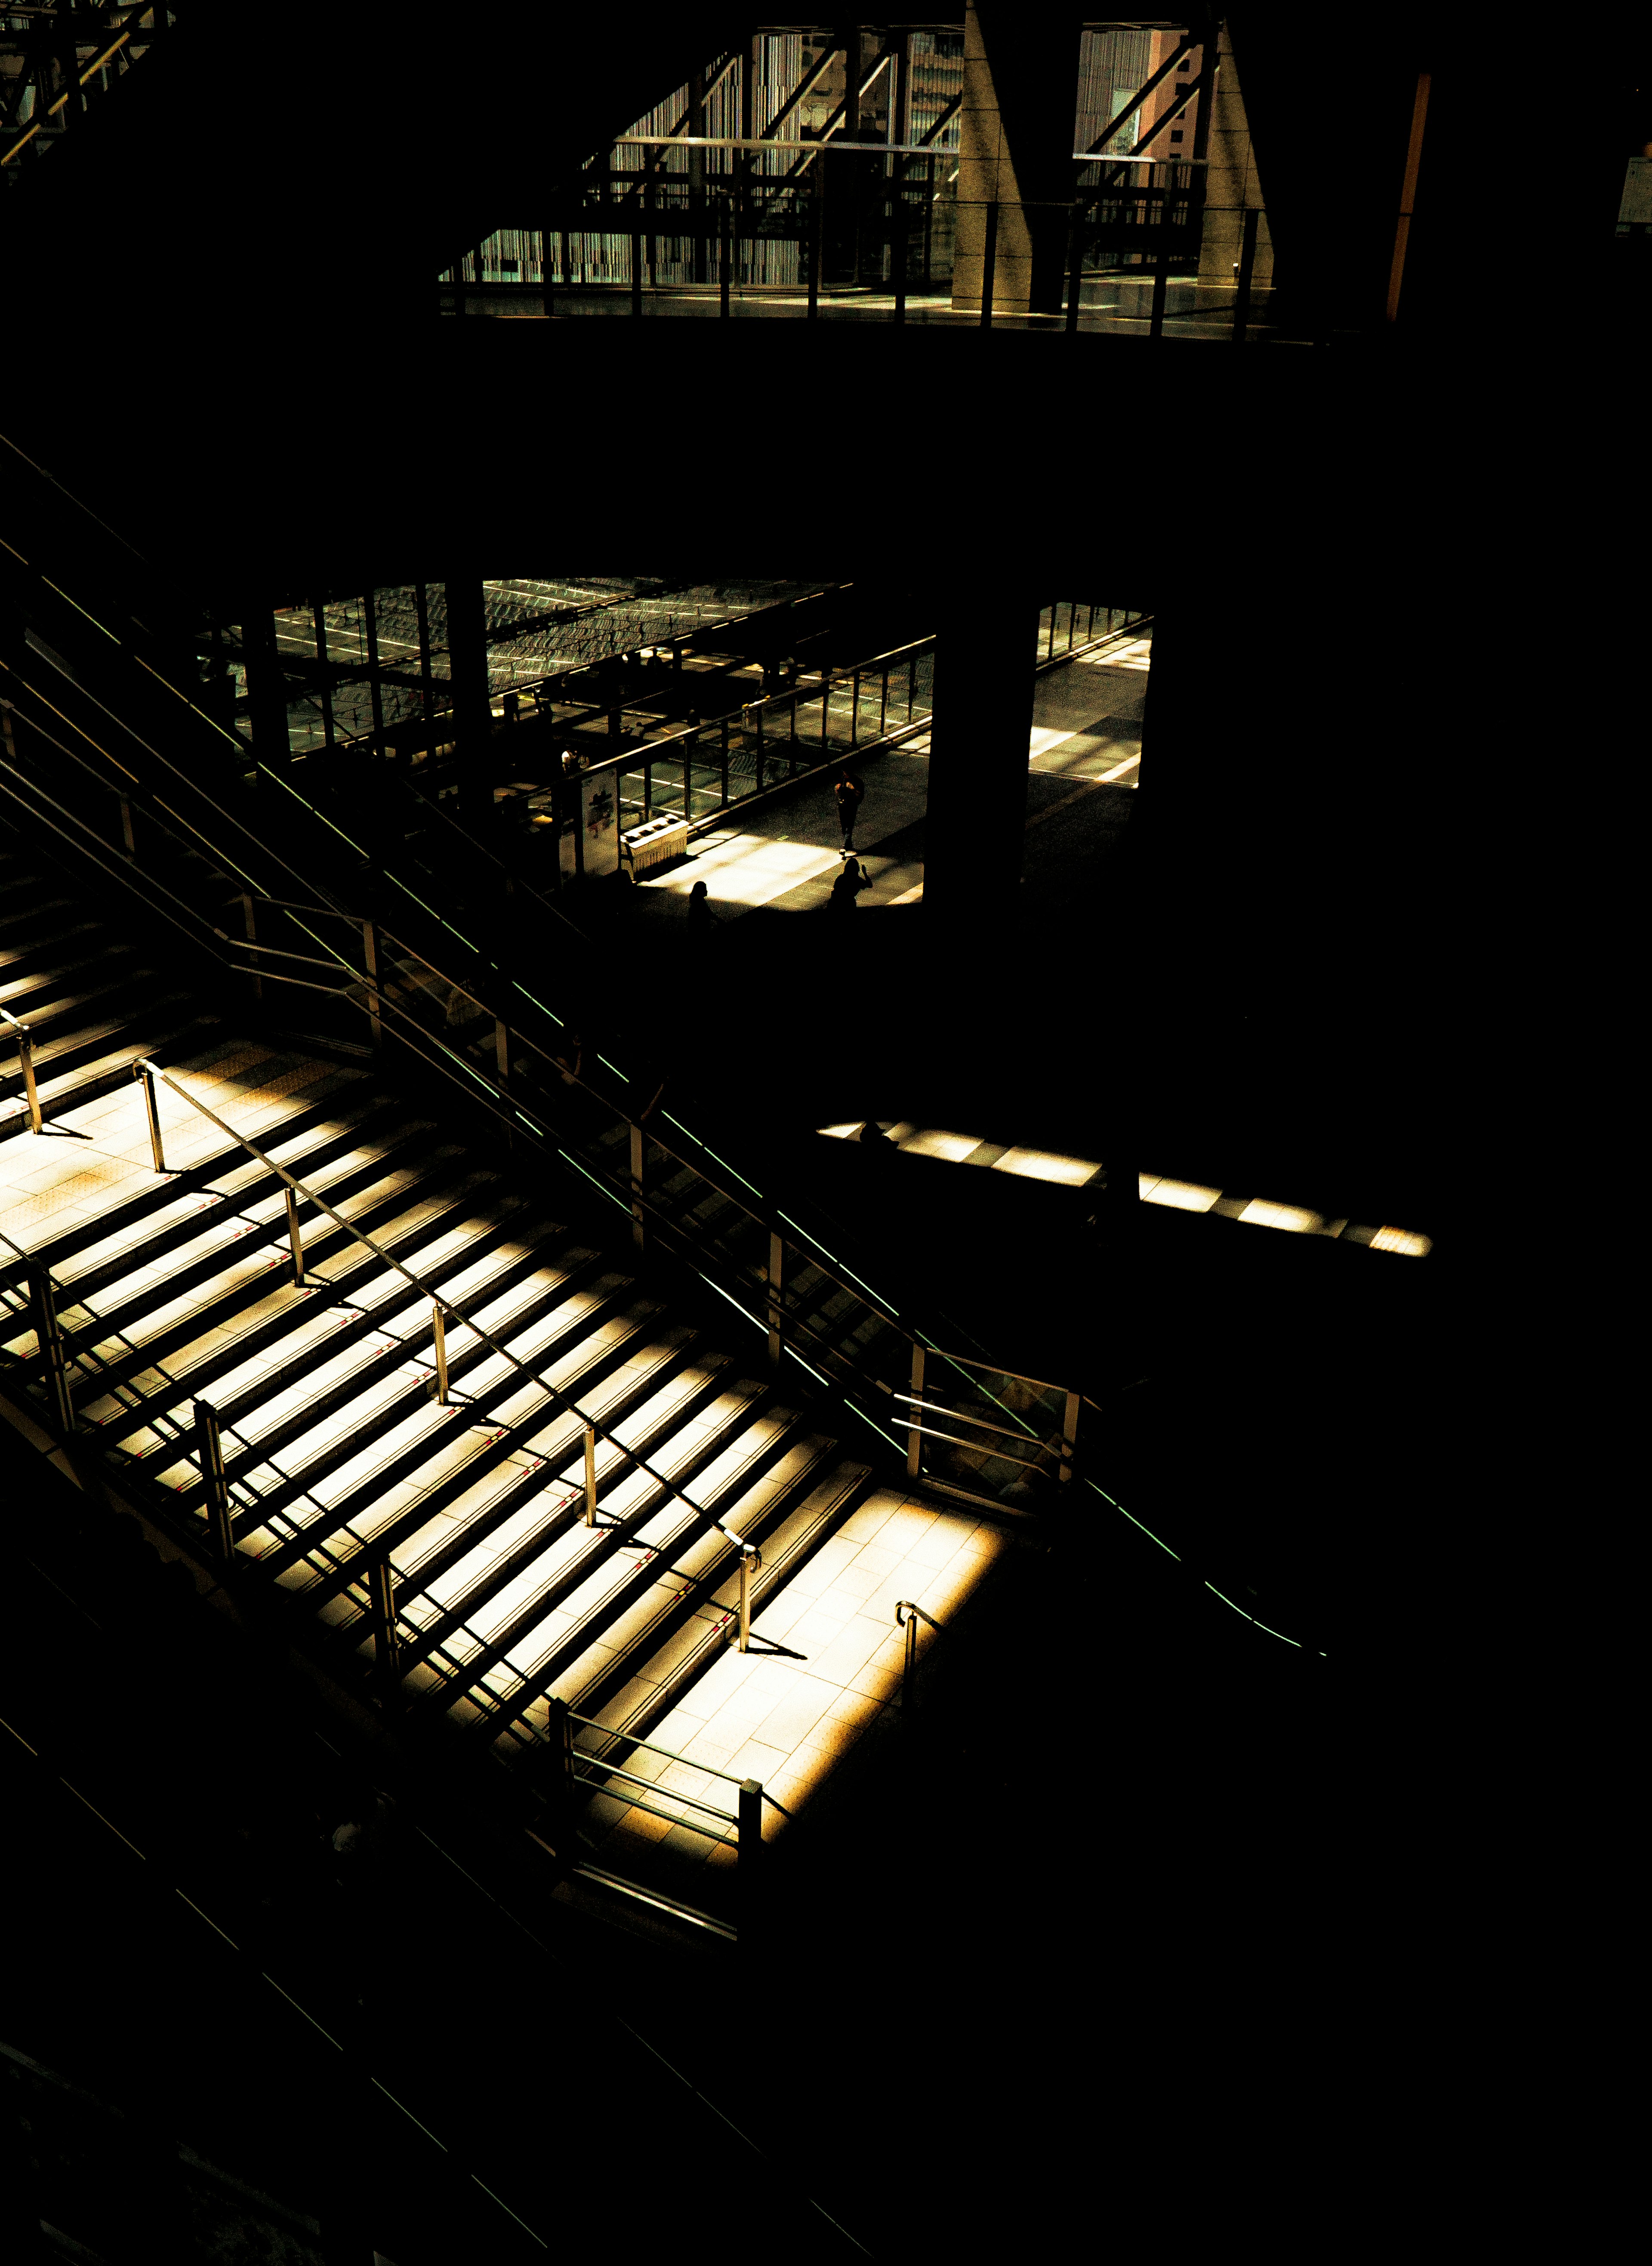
[922,579,1041,922]
[952,1,1082,316]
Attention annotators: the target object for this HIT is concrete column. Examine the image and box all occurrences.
[1196,20,1276,299]
[952,2,1082,315]
[922,580,1041,922]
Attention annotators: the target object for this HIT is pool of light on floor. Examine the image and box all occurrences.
[817,1125,1432,1255]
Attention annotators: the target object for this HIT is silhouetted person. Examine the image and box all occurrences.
[687,879,716,938]
[502,689,520,723]
[859,1121,894,1147]
[834,769,865,853]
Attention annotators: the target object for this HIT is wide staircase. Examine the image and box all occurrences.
[0,834,1027,1938]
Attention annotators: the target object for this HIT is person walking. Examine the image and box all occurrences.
[834,768,865,854]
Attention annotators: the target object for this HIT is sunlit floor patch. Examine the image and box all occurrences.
[817,1125,1432,1253]
[576,1490,1006,1861]
[640,828,840,908]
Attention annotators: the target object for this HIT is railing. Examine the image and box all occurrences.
[0,1005,43,1133]
[542,607,1147,879]
[125,1054,769,1593]
[894,1599,940,1715]
[0,553,1333,1664]
[0,601,1103,1526]
[1,2,176,180]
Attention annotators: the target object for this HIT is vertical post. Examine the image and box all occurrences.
[892,184,907,322]
[632,221,643,316]
[766,1231,783,1368]
[979,198,998,327]
[1065,201,1083,333]
[687,65,706,283]
[15,1027,42,1134]
[30,1267,74,1434]
[737,1544,759,1653]
[1150,177,1170,337]
[414,582,434,729]
[906,1341,925,1480]
[361,919,382,1048]
[542,1695,575,1839]
[901,1604,920,1712]
[850,670,861,745]
[1060,1389,1079,1484]
[543,221,555,318]
[431,1303,449,1405]
[720,192,731,318]
[195,1396,234,1562]
[242,893,262,1003]
[363,587,385,752]
[739,1778,762,1941]
[284,1186,306,1285]
[1388,70,1430,324]
[629,1121,645,1253]
[313,601,335,749]
[136,1063,166,1173]
[1232,201,1260,342]
[583,1423,598,1527]
[808,159,822,319]
[878,664,888,739]
[368,1556,400,1706]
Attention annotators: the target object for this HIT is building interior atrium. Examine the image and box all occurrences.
[0,7,1640,2263]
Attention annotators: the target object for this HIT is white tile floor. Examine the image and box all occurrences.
[578,1487,1008,1867]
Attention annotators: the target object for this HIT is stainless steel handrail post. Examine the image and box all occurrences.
[906,1342,925,1480]
[739,1776,762,1943]
[629,1120,645,1255]
[3,1012,44,1133]
[18,1027,41,1133]
[284,1186,306,1285]
[895,1599,939,1714]
[543,1695,576,1840]
[242,892,262,1002]
[584,1423,598,1528]
[361,917,382,1048]
[195,1396,234,1562]
[431,1303,450,1404]
[737,1542,761,1652]
[135,1061,166,1172]
[30,1266,74,1432]
[766,1230,783,1370]
[368,1555,401,1706]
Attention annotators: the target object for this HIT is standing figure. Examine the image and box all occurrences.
[834,769,866,855]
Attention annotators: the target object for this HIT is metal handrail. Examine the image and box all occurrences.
[568,1757,737,1825]
[0,1002,43,1133]
[6,563,1091,1497]
[892,1392,1064,1451]
[568,1711,793,1811]
[0,699,1070,1476]
[131,1058,761,1559]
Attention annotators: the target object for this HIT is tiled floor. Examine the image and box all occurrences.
[576,1486,1007,1869]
